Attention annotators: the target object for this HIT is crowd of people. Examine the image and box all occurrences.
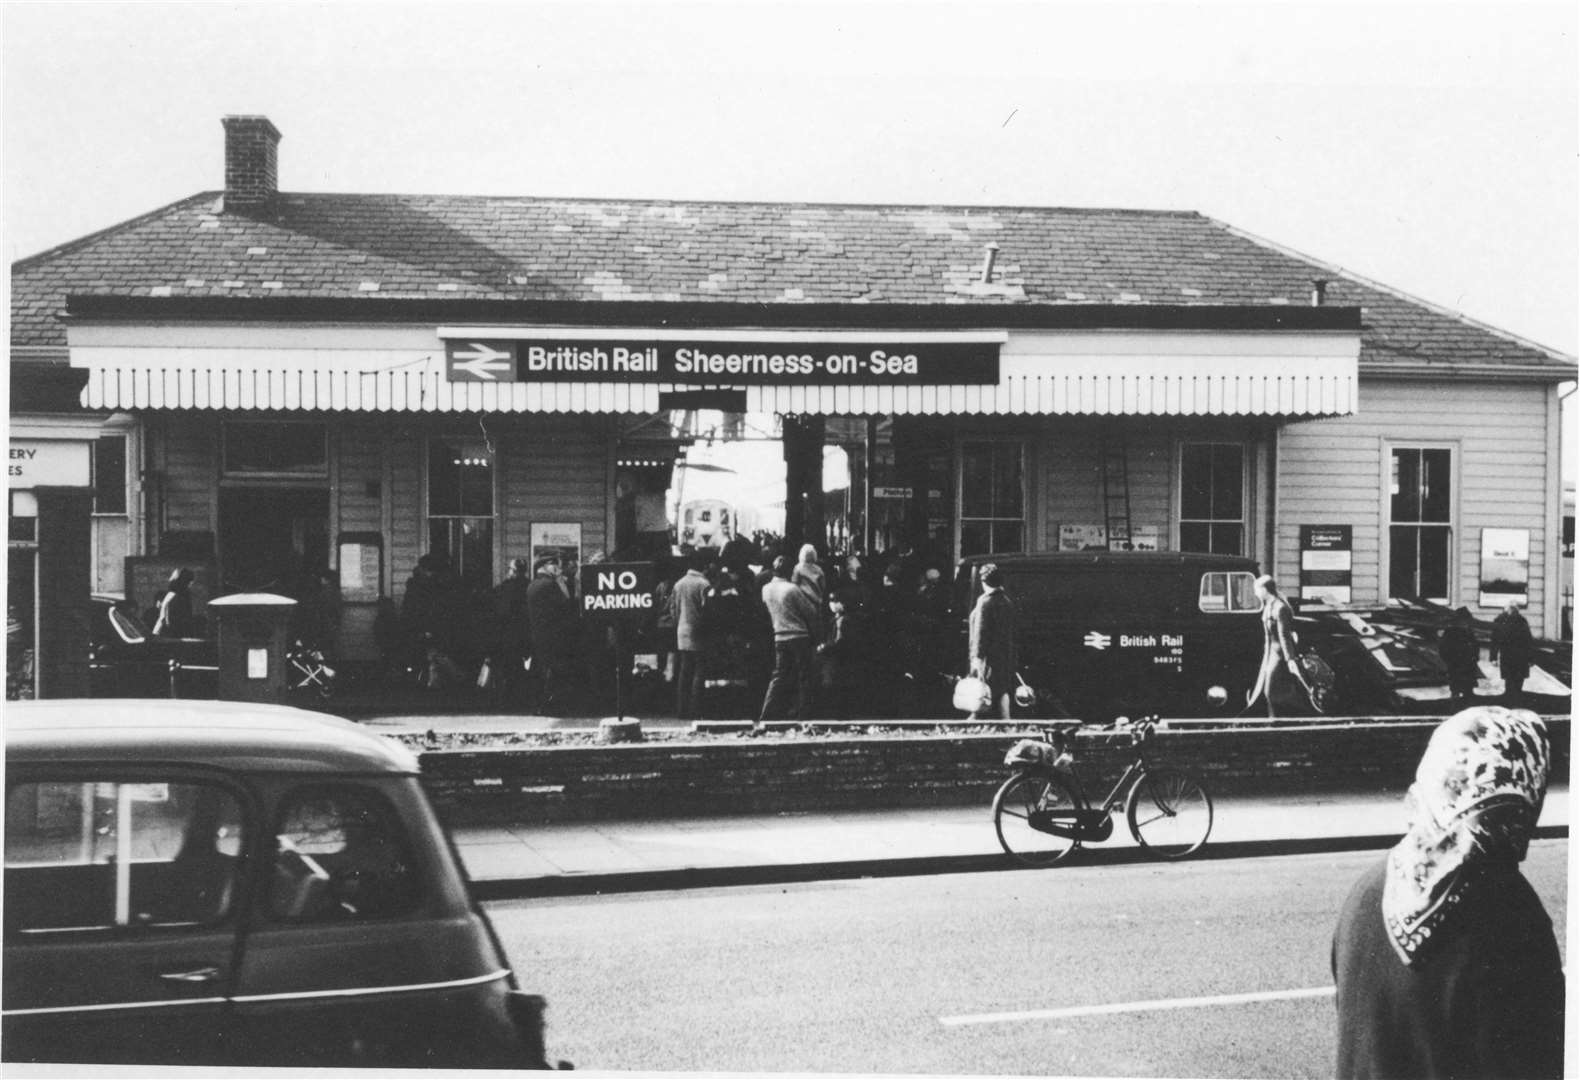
[648,540,958,722]
[380,540,960,720]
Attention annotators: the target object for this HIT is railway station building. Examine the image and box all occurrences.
[9,116,1575,690]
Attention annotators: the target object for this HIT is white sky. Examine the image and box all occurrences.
[3,0,1576,459]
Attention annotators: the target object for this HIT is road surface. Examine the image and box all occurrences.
[490,841,1567,1077]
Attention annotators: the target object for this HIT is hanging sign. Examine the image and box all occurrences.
[1300,524,1353,605]
[1479,527,1530,607]
[444,338,1000,385]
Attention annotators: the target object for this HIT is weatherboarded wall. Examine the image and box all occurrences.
[1276,378,1558,636]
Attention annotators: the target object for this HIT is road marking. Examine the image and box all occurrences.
[939,985,1336,1026]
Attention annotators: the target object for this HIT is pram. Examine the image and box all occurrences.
[287,639,337,698]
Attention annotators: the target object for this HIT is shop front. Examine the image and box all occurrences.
[7,422,97,699]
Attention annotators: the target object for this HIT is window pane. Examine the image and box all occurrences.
[1390,449,1422,523]
[92,436,126,515]
[1180,445,1213,521]
[961,445,993,517]
[225,423,327,476]
[271,787,418,922]
[992,521,1023,554]
[1421,449,1452,523]
[993,445,1024,517]
[1210,523,1244,555]
[1210,446,1243,520]
[959,521,991,558]
[1390,525,1420,598]
[1418,525,1450,599]
[428,518,494,592]
[1180,522,1210,553]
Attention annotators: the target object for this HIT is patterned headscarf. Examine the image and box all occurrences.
[1382,707,1550,964]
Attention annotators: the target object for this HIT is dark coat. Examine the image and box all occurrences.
[153,588,196,638]
[968,587,1016,693]
[525,574,576,657]
[495,576,531,655]
[1332,857,1564,1080]
[1490,609,1535,684]
[1436,625,1480,694]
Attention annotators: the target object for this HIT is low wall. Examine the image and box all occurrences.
[417,720,1571,826]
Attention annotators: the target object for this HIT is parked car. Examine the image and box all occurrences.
[3,700,564,1069]
[87,594,217,698]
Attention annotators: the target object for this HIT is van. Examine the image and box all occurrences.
[950,552,1271,720]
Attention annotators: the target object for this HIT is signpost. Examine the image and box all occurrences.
[579,562,658,740]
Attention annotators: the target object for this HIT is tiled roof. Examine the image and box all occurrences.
[11,191,1574,373]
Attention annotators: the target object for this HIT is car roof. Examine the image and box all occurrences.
[4,700,419,775]
[958,551,1261,572]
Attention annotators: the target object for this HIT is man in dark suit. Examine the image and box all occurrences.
[526,556,577,710]
[968,563,1017,719]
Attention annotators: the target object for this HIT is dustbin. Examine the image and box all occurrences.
[209,593,297,703]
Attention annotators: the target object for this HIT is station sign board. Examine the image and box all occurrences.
[579,562,659,620]
[1299,524,1353,605]
[446,338,1000,385]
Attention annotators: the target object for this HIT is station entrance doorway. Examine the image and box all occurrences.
[612,411,959,570]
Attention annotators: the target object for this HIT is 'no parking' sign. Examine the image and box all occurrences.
[579,562,658,620]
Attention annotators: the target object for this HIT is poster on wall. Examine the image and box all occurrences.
[1128,525,1161,552]
[531,522,583,597]
[1058,524,1107,551]
[1479,527,1530,607]
[1299,524,1353,606]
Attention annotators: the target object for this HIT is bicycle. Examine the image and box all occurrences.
[991,717,1213,866]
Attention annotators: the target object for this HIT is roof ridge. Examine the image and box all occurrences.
[12,192,219,269]
[1204,214,1576,364]
[275,189,1205,218]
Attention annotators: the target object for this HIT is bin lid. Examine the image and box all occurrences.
[209,592,298,607]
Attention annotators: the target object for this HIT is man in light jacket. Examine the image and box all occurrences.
[670,550,712,720]
[758,556,822,723]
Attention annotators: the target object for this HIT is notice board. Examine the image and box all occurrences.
[1299,525,1353,605]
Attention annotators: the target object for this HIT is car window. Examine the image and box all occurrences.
[269,786,418,922]
[108,606,147,644]
[4,779,243,933]
[1199,572,1259,613]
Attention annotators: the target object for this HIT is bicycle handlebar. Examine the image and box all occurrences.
[1037,716,1158,747]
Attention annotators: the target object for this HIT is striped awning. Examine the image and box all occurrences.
[73,343,1358,416]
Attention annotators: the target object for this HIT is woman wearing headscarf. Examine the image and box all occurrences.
[1332,706,1563,1079]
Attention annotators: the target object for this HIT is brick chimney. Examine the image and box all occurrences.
[221,115,281,213]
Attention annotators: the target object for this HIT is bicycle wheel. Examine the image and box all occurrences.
[992,770,1082,867]
[1125,768,1213,859]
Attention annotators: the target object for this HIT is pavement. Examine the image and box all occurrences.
[452,783,1570,901]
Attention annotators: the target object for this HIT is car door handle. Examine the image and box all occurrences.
[159,965,222,984]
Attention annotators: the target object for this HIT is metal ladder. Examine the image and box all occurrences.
[1101,431,1133,551]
